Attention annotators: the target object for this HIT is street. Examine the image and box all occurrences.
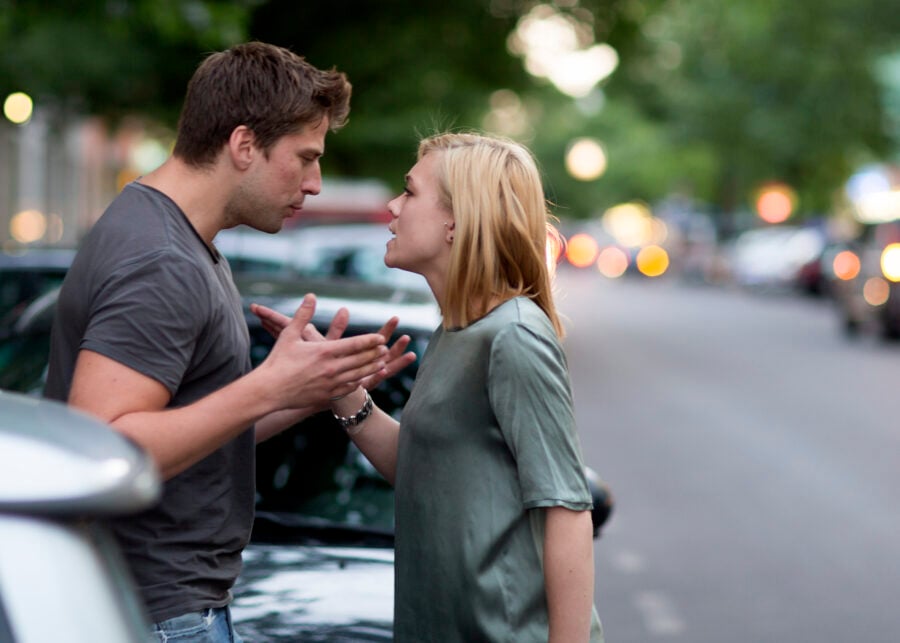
[557,268,900,643]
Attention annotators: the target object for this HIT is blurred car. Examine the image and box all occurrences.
[0,389,160,643]
[0,247,75,331]
[827,220,900,340]
[214,222,430,294]
[0,232,614,641]
[725,225,827,292]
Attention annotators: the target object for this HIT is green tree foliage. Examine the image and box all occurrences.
[247,0,531,180]
[0,0,254,123]
[603,0,900,217]
[2,0,897,221]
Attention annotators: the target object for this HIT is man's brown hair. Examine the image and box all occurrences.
[173,41,351,167]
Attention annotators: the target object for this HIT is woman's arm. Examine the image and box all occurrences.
[544,506,596,643]
[330,387,401,484]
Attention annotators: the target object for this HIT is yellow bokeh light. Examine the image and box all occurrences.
[880,243,900,282]
[565,233,600,268]
[565,138,607,181]
[863,277,889,306]
[636,245,669,277]
[832,250,861,281]
[3,92,33,124]
[602,202,654,248]
[10,209,47,243]
[596,246,629,278]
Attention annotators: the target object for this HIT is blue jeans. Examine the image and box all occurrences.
[150,606,243,643]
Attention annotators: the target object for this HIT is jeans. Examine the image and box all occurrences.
[150,606,243,643]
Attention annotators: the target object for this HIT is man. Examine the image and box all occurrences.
[44,42,413,642]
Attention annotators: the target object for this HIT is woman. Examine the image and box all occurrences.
[254,132,603,642]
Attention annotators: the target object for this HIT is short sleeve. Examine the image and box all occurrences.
[488,322,592,511]
[82,253,210,395]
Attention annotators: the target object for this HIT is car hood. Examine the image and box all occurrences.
[232,544,394,642]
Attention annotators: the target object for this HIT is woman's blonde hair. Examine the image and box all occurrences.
[418,132,564,338]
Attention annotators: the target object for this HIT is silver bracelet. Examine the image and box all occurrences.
[332,391,374,435]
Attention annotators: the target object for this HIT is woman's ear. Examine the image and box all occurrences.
[444,220,455,243]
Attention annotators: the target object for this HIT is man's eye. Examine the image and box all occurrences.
[403,188,413,196]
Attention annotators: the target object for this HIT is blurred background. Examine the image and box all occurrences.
[2,1,900,642]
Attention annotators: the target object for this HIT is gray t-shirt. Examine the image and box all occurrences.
[394,297,603,642]
[45,182,254,622]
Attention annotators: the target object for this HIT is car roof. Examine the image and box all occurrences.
[0,248,77,270]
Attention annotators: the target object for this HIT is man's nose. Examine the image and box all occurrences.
[302,165,322,195]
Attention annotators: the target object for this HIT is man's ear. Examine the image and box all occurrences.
[227,125,256,170]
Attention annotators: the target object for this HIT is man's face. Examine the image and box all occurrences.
[228,117,330,233]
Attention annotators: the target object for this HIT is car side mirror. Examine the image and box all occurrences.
[585,466,614,539]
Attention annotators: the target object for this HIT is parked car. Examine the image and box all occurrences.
[725,225,827,292]
[214,222,431,294]
[828,220,900,340]
[0,247,75,332]
[0,389,160,642]
[0,238,614,641]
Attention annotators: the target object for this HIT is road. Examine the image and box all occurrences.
[557,268,900,643]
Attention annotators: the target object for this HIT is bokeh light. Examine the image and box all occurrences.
[508,4,619,97]
[565,138,607,181]
[636,245,669,277]
[565,233,599,267]
[755,183,797,224]
[832,250,861,281]
[881,243,900,282]
[602,202,656,248]
[596,246,629,278]
[10,209,47,243]
[863,277,890,306]
[3,92,33,124]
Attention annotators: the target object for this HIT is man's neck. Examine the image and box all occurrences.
[138,157,230,245]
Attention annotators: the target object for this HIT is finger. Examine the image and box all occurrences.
[326,332,387,357]
[251,303,291,330]
[301,322,325,342]
[377,316,401,341]
[332,356,388,387]
[385,334,412,360]
[362,350,416,391]
[279,294,317,339]
[326,308,350,340]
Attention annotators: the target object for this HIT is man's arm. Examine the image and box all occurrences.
[69,295,388,479]
[544,506,596,643]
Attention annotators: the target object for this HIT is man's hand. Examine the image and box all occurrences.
[257,295,391,410]
[251,301,417,397]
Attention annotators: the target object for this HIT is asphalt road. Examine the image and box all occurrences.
[557,268,900,643]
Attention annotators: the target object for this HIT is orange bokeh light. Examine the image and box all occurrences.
[636,245,669,277]
[832,250,861,281]
[565,233,600,268]
[755,184,796,224]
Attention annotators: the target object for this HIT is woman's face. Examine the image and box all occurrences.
[385,151,454,282]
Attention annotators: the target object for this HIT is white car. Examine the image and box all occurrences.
[0,390,160,643]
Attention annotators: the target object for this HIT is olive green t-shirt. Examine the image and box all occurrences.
[394,296,604,642]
